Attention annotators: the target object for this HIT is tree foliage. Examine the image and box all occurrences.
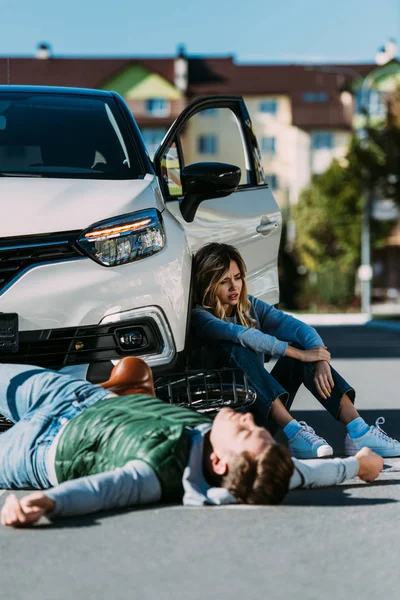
[293,133,394,309]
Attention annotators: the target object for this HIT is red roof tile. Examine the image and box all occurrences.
[0,57,176,88]
[187,58,376,128]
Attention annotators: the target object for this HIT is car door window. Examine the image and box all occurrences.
[160,139,183,196]
[160,107,252,198]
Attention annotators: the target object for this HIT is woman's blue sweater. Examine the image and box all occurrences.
[191,295,324,357]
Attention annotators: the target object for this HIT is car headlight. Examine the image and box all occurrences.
[77,208,165,267]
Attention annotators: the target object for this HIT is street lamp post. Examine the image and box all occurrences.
[357,71,389,318]
[359,188,373,315]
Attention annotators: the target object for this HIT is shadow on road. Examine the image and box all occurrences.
[25,503,169,530]
[285,480,399,507]
[314,325,400,359]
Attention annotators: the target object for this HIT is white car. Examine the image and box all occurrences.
[0,86,282,382]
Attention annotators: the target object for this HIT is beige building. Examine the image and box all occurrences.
[244,94,309,209]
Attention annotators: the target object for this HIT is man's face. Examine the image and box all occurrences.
[209,408,274,475]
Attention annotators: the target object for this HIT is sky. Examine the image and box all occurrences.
[0,0,399,64]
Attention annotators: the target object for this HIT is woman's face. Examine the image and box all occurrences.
[216,260,243,312]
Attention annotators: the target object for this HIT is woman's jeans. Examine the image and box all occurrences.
[191,342,355,428]
[0,364,111,489]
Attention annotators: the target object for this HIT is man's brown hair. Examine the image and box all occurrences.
[222,444,294,505]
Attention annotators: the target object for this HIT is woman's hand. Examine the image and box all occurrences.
[1,492,55,527]
[299,346,331,363]
[314,360,335,399]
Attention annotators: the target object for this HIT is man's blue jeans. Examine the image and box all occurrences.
[0,364,110,489]
[191,342,355,428]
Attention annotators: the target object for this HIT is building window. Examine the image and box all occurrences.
[141,128,167,159]
[312,131,333,150]
[369,90,386,117]
[355,89,386,117]
[259,100,277,115]
[197,135,217,154]
[267,174,278,190]
[303,92,329,103]
[145,98,170,117]
[261,136,276,155]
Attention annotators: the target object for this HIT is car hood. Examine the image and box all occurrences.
[0,175,164,237]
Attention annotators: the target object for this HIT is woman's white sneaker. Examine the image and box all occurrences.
[344,417,400,458]
[288,422,333,459]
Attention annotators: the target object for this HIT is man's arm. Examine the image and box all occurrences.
[1,460,162,527]
[290,448,384,490]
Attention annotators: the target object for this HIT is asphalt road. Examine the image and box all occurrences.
[1,324,400,600]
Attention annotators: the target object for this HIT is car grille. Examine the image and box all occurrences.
[0,414,13,433]
[0,319,164,370]
[0,231,83,292]
[154,368,257,416]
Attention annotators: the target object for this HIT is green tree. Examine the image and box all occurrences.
[294,137,392,310]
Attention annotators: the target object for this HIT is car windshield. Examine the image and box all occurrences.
[0,92,142,179]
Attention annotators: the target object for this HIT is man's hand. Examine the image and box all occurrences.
[355,447,384,482]
[1,492,55,527]
[314,361,335,399]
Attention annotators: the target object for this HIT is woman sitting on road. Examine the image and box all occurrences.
[191,242,400,460]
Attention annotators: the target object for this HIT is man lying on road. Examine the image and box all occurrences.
[0,360,383,527]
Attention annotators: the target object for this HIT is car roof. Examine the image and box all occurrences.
[0,85,115,98]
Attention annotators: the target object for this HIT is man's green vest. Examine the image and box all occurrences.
[54,394,212,502]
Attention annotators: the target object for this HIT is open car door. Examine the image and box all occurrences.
[153,96,282,305]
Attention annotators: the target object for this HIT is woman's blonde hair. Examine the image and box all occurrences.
[222,444,294,505]
[193,243,255,328]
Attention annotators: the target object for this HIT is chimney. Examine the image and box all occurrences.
[375,39,397,65]
[36,42,52,60]
[174,44,188,92]
[386,38,398,60]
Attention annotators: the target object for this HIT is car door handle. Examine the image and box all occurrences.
[256,220,279,236]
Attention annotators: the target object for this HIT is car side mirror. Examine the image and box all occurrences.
[180,162,241,222]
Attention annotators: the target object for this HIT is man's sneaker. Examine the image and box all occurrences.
[288,422,333,459]
[344,417,400,458]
